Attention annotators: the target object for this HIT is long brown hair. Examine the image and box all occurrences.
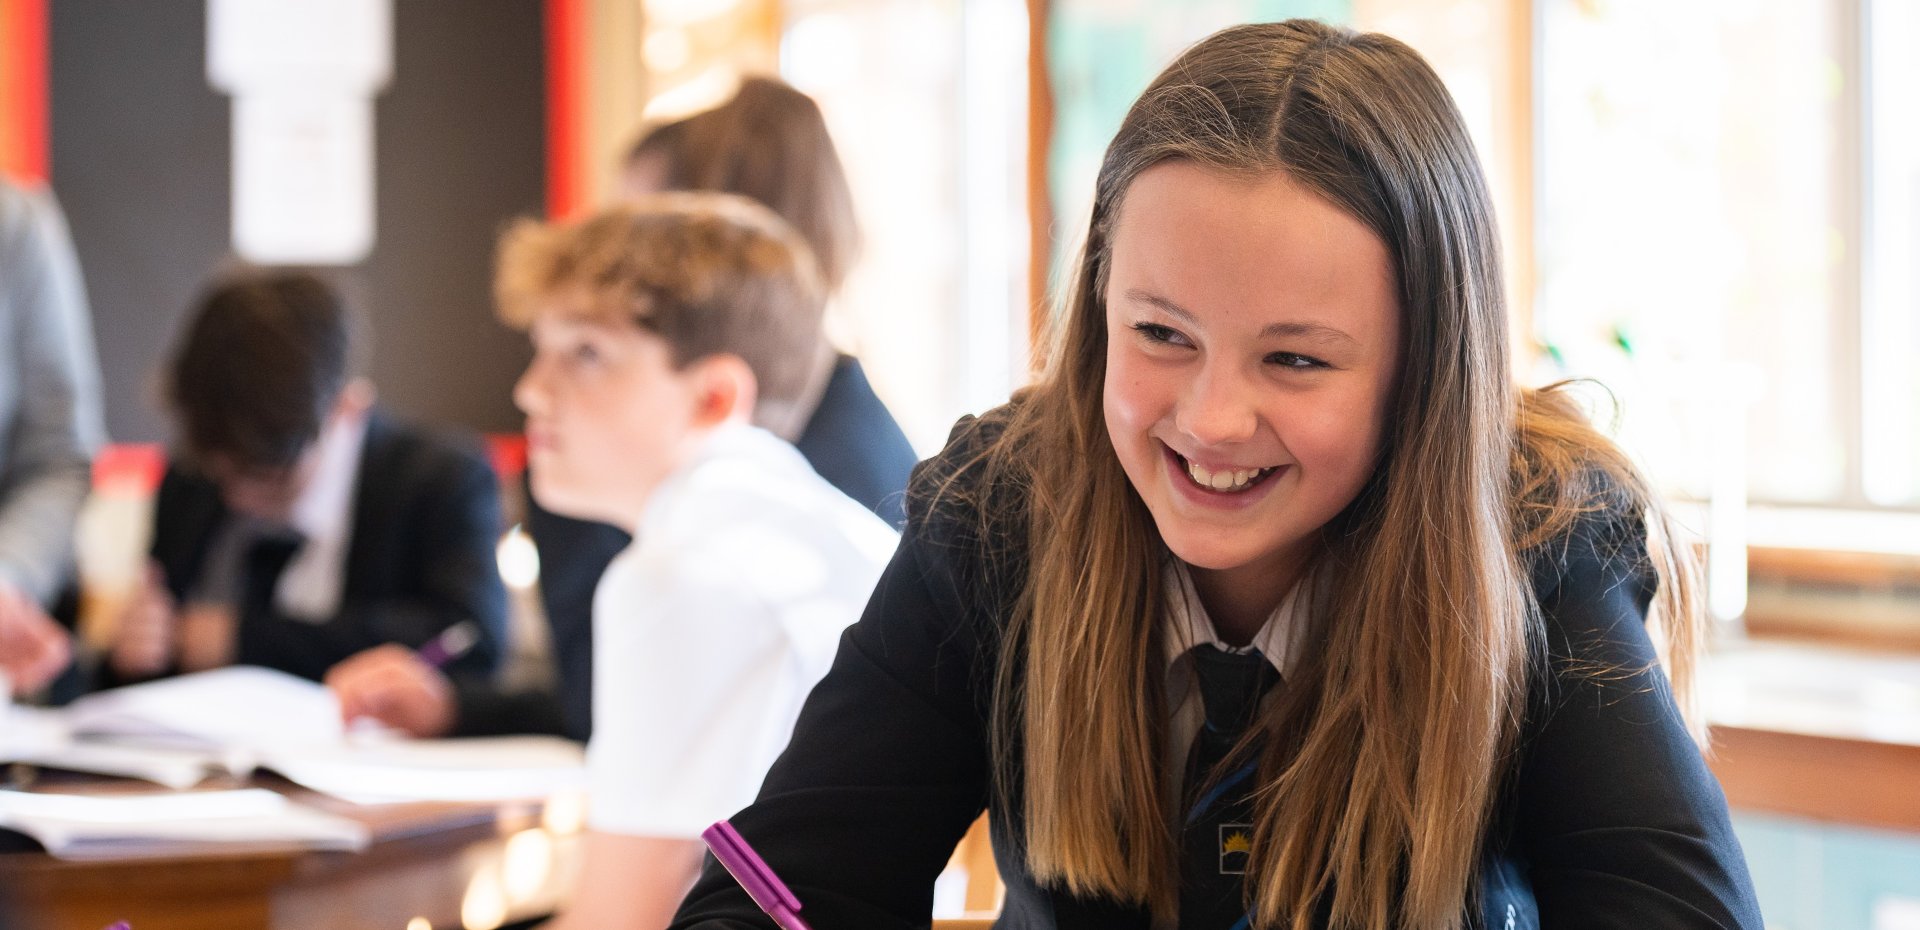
[954,20,1706,928]
[625,76,860,294]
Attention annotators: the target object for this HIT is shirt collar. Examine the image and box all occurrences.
[287,406,369,543]
[635,422,793,538]
[1159,560,1307,677]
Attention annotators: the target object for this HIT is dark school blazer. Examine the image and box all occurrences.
[138,411,507,684]
[668,408,1764,930]
[454,354,918,741]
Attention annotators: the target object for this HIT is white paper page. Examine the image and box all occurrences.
[1,704,71,759]
[265,735,586,804]
[2,742,224,790]
[0,788,369,860]
[5,705,231,788]
[64,666,345,754]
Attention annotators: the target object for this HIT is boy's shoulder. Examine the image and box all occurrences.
[360,410,494,480]
[602,430,894,631]
[643,426,897,565]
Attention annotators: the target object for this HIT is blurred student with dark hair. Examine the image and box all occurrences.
[103,270,506,697]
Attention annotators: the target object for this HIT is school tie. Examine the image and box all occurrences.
[1179,643,1282,930]
[242,530,306,610]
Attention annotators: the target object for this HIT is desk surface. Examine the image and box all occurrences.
[8,639,1914,929]
[1706,639,1920,833]
[0,776,581,930]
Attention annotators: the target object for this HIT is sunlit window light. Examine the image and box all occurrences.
[495,524,540,592]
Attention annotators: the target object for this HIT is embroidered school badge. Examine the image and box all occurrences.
[1219,823,1253,874]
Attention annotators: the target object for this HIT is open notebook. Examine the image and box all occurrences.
[60,665,347,752]
[3,666,585,802]
[0,788,369,860]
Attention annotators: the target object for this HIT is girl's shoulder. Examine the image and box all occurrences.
[1522,453,1666,596]
[1520,473,1668,695]
[904,400,1031,548]
[896,401,1034,628]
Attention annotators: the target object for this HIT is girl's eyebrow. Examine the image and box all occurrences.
[1123,287,1358,346]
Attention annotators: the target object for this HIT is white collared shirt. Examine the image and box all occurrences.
[1159,562,1311,798]
[585,423,899,840]
[273,408,369,622]
[1152,564,1312,930]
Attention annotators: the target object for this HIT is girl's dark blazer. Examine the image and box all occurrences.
[669,410,1764,930]
[136,411,508,685]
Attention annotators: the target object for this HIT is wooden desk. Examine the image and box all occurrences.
[1704,640,1920,831]
[0,780,581,930]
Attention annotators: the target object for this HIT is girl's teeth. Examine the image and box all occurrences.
[1186,460,1269,492]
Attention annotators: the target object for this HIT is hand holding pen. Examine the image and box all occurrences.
[323,621,479,738]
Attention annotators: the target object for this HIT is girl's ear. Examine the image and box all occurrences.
[688,354,758,429]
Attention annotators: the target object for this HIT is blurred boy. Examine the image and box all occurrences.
[330,195,896,928]
[105,270,506,688]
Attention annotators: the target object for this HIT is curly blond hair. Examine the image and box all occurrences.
[495,192,825,412]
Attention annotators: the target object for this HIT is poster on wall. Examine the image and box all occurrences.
[208,0,391,265]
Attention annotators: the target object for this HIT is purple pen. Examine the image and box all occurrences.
[417,621,479,668]
[701,820,814,930]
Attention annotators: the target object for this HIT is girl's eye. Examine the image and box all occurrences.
[569,343,603,364]
[1267,351,1328,370]
[1130,322,1189,347]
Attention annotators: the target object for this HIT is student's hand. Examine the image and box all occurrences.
[0,581,70,696]
[108,563,178,680]
[176,603,237,673]
[325,644,457,738]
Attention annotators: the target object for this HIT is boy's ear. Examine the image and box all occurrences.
[689,354,758,429]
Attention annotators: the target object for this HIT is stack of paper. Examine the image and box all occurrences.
[4,667,586,806]
[1,738,220,790]
[2,703,71,757]
[0,788,369,860]
[61,665,345,754]
[263,736,587,804]
[4,666,347,788]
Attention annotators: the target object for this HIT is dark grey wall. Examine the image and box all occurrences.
[51,0,543,444]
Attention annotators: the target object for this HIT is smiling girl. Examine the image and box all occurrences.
[670,20,1760,930]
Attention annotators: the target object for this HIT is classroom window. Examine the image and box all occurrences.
[783,0,1031,454]
[1535,0,1918,518]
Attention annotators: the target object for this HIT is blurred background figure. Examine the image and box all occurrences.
[0,177,103,700]
[622,76,915,523]
[496,195,895,930]
[360,75,919,743]
[101,269,506,696]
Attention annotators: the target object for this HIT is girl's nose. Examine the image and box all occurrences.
[1176,363,1259,448]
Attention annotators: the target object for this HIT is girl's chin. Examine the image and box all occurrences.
[1159,535,1260,574]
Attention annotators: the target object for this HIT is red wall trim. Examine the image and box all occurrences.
[544,0,584,220]
[3,0,49,182]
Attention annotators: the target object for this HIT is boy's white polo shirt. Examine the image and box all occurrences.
[584,423,900,840]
